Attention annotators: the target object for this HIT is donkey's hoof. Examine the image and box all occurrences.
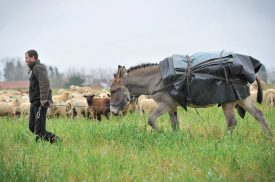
[148,121,156,129]
[266,132,273,140]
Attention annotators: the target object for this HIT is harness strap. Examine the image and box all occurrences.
[110,77,129,108]
[151,80,175,95]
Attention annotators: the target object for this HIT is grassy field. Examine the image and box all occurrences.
[0,105,274,181]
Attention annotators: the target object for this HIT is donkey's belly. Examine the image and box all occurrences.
[188,103,217,108]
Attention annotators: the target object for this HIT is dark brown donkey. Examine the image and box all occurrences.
[110,64,272,137]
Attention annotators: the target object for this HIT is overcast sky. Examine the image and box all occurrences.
[0,0,274,72]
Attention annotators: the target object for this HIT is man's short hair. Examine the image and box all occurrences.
[25,49,38,60]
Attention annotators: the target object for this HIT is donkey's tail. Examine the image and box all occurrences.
[256,75,263,104]
[236,75,262,119]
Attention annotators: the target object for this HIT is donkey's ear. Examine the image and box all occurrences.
[122,66,127,75]
[117,65,126,78]
[115,65,122,78]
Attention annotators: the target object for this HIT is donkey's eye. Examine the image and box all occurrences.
[111,89,118,94]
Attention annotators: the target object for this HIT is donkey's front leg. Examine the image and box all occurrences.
[148,102,171,129]
[169,110,179,131]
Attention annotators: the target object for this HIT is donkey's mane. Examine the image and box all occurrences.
[127,63,158,73]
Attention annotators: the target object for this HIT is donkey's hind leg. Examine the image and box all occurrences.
[222,102,238,134]
[238,97,272,137]
[148,102,171,130]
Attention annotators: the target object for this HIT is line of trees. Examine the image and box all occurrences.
[2,57,29,81]
[267,69,275,83]
[0,57,115,88]
[1,57,274,88]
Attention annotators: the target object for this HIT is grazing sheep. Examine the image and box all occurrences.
[67,98,88,118]
[139,98,158,114]
[70,86,94,94]
[57,88,66,94]
[264,89,275,107]
[249,90,258,103]
[84,95,110,122]
[21,95,29,102]
[13,102,30,116]
[70,92,83,99]
[0,99,21,116]
[137,95,149,114]
[53,91,72,102]
[48,101,68,117]
[97,92,110,98]
[0,96,12,102]
[140,99,158,114]
[122,97,138,115]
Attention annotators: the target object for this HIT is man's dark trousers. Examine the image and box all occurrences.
[29,102,56,143]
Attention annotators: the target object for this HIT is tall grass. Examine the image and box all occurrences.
[0,105,274,181]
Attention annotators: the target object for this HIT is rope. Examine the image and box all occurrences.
[87,106,110,109]
[51,104,110,109]
[51,104,67,107]
[220,50,229,84]
[185,54,192,102]
[36,106,41,119]
[193,107,206,123]
[183,55,205,123]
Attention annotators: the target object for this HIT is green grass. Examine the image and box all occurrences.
[0,105,275,181]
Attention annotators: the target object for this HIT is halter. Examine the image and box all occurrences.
[110,77,130,109]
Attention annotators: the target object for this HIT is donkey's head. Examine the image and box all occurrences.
[110,65,130,115]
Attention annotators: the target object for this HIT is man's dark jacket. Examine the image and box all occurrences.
[28,60,52,104]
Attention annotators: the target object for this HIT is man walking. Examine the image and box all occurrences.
[25,49,60,144]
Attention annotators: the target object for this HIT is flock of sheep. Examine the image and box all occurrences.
[0,81,274,120]
[249,81,275,107]
[0,85,159,120]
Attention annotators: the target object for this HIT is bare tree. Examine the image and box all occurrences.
[63,67,115,88]
[267,68,275,83]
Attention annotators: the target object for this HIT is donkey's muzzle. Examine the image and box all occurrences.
[110,106,122,116]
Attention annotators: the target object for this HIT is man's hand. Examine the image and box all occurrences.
[40,99,51,108]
